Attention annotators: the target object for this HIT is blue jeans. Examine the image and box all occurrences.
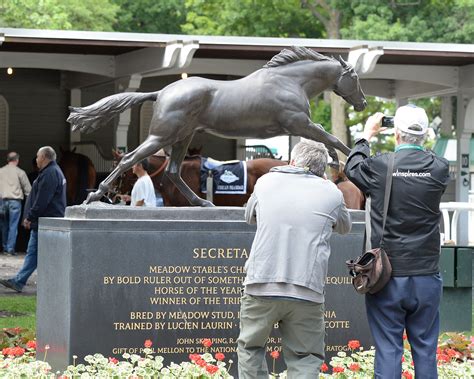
[12,229,38,289]
[365,274,442,379]
[1,199,22,253]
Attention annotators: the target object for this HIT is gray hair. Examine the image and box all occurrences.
[38,146,57,161]
[7,152,19,162]
[291,139,328,177]
[396,127,426,145]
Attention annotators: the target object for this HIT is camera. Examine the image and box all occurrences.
[381,116,394,128]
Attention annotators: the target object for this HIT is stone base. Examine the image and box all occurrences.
[37,204,369,374]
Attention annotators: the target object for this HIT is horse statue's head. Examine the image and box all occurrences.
[334,56,367,112]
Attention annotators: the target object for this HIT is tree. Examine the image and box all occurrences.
[113,0,186,34]
[341,0,474,43]
[182,0,324,38]
[0,0,118,31]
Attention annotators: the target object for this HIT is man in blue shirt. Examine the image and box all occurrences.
[0,146,66,293]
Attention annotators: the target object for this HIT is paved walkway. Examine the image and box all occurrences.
[0,252,37,296]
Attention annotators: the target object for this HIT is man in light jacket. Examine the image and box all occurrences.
[237,139,351,379]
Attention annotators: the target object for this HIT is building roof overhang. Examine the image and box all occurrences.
[2,27,474,66]
[1,28,474,100]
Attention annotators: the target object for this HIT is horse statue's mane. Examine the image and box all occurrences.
[263,46,333,68]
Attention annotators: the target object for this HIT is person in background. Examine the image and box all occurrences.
[119,158,156,207]
[345,105,450,378]
[0,152,31,255]
[0,146,66,293]
[238,139,351,379]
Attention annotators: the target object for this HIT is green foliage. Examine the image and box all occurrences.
[310,98,332,133]
[341,0,474,43]
[438,332,473,360]
[182,0,324,38]
[0,327,35,350]
[113,0,186,34]
[0,0,119,31]
[0,296,36,331]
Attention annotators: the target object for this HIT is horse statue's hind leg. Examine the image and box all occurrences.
[84,134,167,203]
[166,134,214,207]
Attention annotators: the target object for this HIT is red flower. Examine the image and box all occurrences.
[320,362,328,372]
[333,366,344,373]
[14,347,25,356]
[349,363,360,371]
[3,347,25,357]
[437,353,450,363]
[215,352,225,361]
[202,338,213,348]
[144,339,153,348]
[403,334,407,340]
[189,353,201,362]
[347,340,361,350]
[206,364,219,374]
[401,356,405,362]
[108,357,118,364]
[26,340,37,350]
[446,348,457,358]
[270,350,280,359]
[196,358,207,367]
[402,371,413,379]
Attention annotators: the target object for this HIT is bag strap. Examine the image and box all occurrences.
[380,153,395,247]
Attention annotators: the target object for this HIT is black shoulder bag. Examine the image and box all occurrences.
[346,154,394,295]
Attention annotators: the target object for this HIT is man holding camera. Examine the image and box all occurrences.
[345,104,450,378]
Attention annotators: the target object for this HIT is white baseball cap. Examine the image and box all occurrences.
[394,104,429,135]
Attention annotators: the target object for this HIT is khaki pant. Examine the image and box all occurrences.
[237,294,325,379]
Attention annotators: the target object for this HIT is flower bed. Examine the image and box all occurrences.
[1,328,473,378]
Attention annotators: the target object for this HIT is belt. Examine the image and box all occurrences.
[2,198,21,201]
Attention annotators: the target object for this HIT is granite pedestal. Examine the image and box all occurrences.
[37,205,369,375]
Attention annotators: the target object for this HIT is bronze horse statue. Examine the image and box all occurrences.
[68,46,367,206]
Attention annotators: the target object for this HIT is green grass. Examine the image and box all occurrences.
[0,296,36,331]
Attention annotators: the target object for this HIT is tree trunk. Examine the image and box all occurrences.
[301,1,347,154]
[326,9,346,156]
[440,96,453,137]
[330,93,347,161]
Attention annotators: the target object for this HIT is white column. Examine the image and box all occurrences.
[455,95,474,244]
[70,89,81,146]
[115,74,142,153]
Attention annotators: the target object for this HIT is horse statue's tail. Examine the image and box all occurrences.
[67,91,159,134]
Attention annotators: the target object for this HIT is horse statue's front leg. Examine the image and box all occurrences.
[84,183,110,204]
[291,119,351,161]
[326,146,340,168]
